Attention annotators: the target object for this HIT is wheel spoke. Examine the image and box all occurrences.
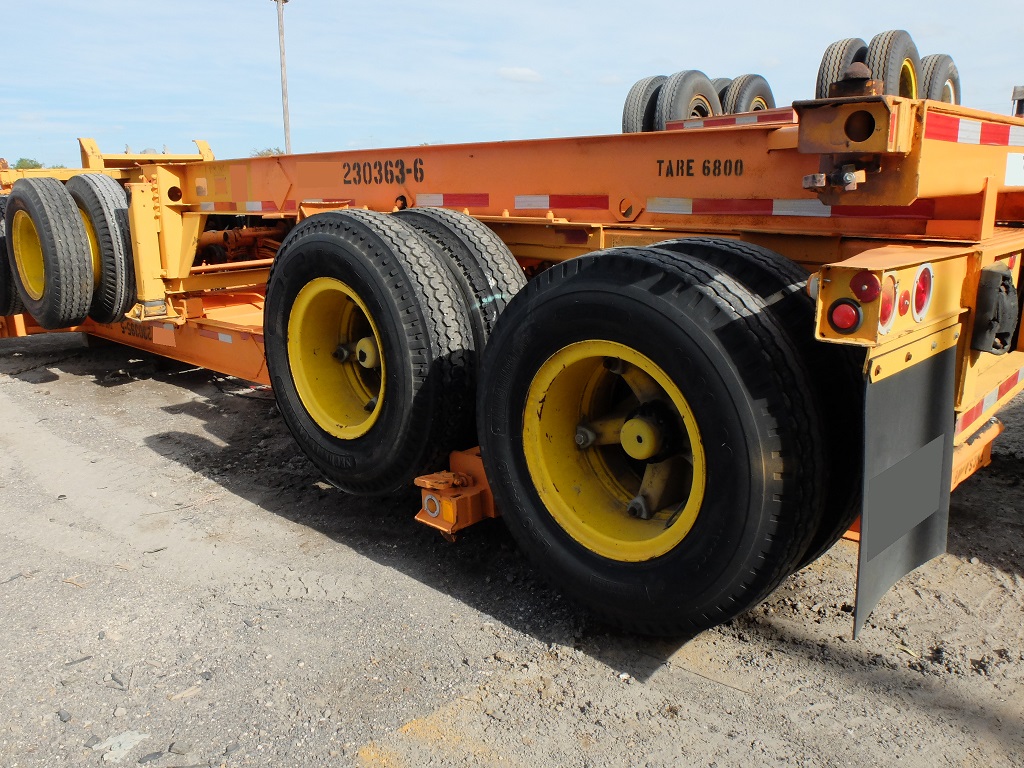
[632,455,691,517]
[616,361,662,403]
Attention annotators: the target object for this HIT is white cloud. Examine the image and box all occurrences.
[498,67,543,83]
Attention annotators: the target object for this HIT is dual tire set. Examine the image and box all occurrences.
[816,30,960,102]
[268,214,864,634]
[623,71,776,132]
[1,176,136,327]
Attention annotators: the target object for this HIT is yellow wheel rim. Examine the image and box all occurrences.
[899,57,918,98]
[750,96,769,111]
[11,209,45,301]
[689,95,714,118]
[78,209,103,291]
[287,277,385,439]
[523,340,706,562]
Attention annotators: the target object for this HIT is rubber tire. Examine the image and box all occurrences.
[865,30,920,98]
[815,37,867,99]
[654,237,865,565]
[0,196,26,317]
[478,247,824,634]
[66,174,136,324]
[622,75,666,133]
[920,54,960,104]
[711,77,733,105]
[721,74,776,114]
[393,207,526,362]
[654,71,722,130]
[264,209,475,495]
[4,178,92,329]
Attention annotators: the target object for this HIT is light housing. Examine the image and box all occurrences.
[912,263,934,322]
[828,299,863,334]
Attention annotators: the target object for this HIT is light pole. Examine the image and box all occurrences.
[272,0,292,154]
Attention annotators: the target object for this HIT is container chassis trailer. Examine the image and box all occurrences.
[2,31,1022,637]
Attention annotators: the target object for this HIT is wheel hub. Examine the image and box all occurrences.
[620,417,662,461]
[287,277,385,439]
[523,340,706,562]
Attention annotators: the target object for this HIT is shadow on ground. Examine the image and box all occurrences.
[4,331,1023,753]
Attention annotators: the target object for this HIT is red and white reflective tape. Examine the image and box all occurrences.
[924,113,1024,146]
[198,329,234,344]
[666,108,797,131]
[416,193,490,208]
[647,197,935,219]
[198,199,332,213]
[515,194,610,210]
[956,365,1024,435]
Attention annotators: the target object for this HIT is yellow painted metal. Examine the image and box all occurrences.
[900,58,918,99]
[866,323,961,384]
[125,180,172,314]
[287,277,385,439]
[814,242,973,348]
[163,267,272,294]
[796,97,916,158]
[523,340,706,562]
[620,417,663,461]
[355,336,380,370]
[77,209,103,291]
[10,210,45,301]
[414,448,500,539]
[77,137,214,170]
[951,418,1003,490]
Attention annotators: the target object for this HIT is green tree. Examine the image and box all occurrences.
[14,158,43,169]
[250,147,283,157]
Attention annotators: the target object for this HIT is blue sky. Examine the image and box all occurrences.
[1,1,1019,167]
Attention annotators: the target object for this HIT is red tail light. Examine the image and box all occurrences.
[912,264,934,322]
[850,270,881,302]
[878,274,897,333]
[828,299,862,334]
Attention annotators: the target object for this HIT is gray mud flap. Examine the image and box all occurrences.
[854,347,955,637]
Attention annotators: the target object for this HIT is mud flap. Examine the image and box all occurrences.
[854,347,955,637]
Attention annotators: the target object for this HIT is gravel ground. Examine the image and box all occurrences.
[0,332,1022,768]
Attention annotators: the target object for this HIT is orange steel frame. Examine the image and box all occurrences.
[2,94,1024,505]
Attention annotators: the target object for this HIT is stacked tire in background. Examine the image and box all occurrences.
[625,29,960,134]
[622,69,775,132]
[815,30,960,102]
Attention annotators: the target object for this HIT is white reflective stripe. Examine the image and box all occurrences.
[218,333,233,344]
[957,119,982,144]
[515,195,550,209]
[415,194,444,207]
[162,323,174,330]
[681,119,704,129]
[772,199,832,217]
[735,115,758,126]
[200,202,215,212]
[1006,154,1024,186]
[647,197,693,215]
[1009,126,1024,147]
[245,201,263,212]
[983,388,999,412]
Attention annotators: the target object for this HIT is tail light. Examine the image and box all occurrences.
[850,270,881,302]
[878,274,897,334]
[828,299,862,334]
[912,264,934,322]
